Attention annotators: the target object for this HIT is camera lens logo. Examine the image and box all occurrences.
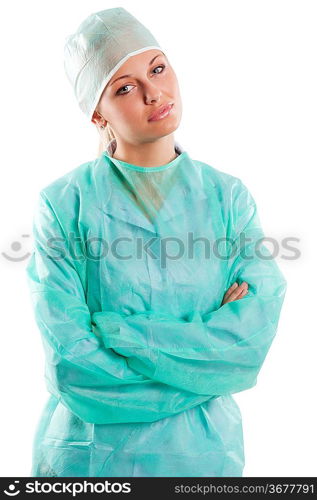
[3,481,20,496]
[2,235,30,262]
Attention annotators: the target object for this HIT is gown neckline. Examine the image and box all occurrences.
[103,138,186,172]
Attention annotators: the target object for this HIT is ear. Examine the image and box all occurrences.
[91,110,107,128]
[91,110,99,126]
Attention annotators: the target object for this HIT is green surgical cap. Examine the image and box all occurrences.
[63,7,163,121]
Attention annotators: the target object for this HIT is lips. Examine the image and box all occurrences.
[148,103,174,121]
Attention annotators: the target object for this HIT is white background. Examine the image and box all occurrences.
[0,0,315,477]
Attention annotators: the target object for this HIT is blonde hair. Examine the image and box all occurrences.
[97,123,115,156]
[94,101,116,156]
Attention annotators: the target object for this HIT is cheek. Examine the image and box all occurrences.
[117,98,139,118]
[114,101,145,133]
[165,74,181,97]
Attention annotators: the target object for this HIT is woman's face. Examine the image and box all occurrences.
[92,49,182,145]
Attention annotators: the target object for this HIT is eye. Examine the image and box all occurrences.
[116,84,134,96]
[152,64,165,74]
[115,65,166,96]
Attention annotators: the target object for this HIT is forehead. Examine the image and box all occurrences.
[121,49,165,68]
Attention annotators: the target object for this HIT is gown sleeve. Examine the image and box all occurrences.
[92,179,287,396]
[26,191,214,424]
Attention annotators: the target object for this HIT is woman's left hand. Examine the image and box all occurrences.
[221,281,249,306]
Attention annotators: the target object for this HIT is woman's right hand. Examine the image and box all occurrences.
[221,281,249,306]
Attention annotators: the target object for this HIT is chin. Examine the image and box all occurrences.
[148,111,180,132]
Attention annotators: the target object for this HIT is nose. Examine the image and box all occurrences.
[144,82,162,104]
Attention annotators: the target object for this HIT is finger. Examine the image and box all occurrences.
[235,287,248,300]
[224,286,248,304]
[222,285,243,304]
[222,282,238,300]
[228,282,248,300]
[228,282,238,291]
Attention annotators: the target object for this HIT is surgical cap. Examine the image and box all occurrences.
[63,7,163,121]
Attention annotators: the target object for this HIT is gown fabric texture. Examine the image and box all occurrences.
[26,140,287,477]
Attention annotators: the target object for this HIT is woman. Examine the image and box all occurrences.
[26,7,287,477]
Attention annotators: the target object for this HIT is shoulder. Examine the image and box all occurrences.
[39,157,98,206]
[193,159,259,240]
[193,158,249,200]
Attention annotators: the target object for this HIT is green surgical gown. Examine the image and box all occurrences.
[25,144,287,477]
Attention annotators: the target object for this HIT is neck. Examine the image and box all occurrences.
[112,134,178,167]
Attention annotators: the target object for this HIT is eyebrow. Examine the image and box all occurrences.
[109,53,165,87]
